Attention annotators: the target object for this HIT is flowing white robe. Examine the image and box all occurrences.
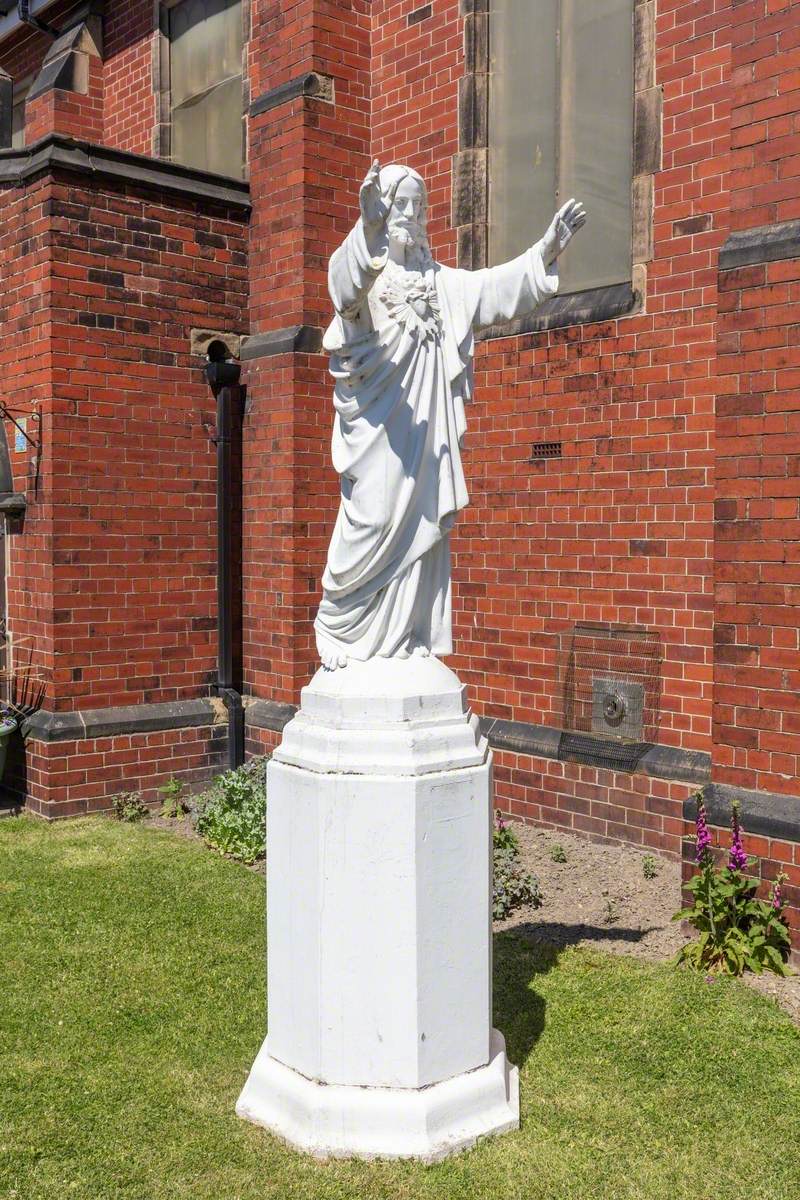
[315,220,558,662]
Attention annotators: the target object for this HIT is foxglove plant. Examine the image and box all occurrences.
[674,792,792,976]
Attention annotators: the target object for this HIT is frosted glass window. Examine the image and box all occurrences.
[11,77,31,149]
[168,0,244,179]
[489,0,633,294]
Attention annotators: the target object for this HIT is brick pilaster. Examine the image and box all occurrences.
[242,0,371,708]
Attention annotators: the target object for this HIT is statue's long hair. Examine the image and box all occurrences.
[378,163,435,273]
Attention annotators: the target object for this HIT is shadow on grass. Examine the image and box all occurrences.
[493,932,554,1069]
[493,923,657,1068]
[511,920,660,950]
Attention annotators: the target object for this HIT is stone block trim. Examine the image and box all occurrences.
[0,134,252,209]
[22,698,222,743]
[719,220,800,271]
[249,71,335,118]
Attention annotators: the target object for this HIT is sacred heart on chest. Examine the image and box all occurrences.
[379,269,442,340]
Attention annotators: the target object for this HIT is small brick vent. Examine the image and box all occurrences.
[530,441,562,460]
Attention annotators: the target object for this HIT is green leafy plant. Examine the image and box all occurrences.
[603,899,620,925]
[550,843,567,864]
[493,809,519,854]
[674,795,792,977]
[194,756,269,864]
[643,854,658,880]
[493,811,542,920]
[159,776,189,820]
[111,791,148,823]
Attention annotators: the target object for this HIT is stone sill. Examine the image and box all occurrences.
[477,280,639,342]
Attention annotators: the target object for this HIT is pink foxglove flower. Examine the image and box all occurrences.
[695,796,712,865]
[728,801,748,873]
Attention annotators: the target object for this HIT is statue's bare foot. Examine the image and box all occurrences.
[410,642,430,658]
[317,635,349,671]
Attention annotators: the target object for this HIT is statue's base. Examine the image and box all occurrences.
[237,656,519,1161]
[236,1030,519,1163]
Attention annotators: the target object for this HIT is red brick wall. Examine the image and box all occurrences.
[1,169,247,722]
[715,254,800,794]
[728,0,800,232]
[713,0,800,796]
[0,1,155,154]
[363,0,731,848]
[0,176,55,697]
[102,0,156,154]
[242,0,371,704]
[26,46,104,143]
[372,0,461,265]
[41,175,248,711]
[24,722,226,817]
[496,750,692,858]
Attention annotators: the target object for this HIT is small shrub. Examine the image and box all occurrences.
[550,843,567,864]
[603,899,620,925]
[194,756,268,864]
[674,794,791,977]
[112,792,148,823]
[643,854,658,880]
[493,810,519,854]
[159,777,189,820]
[493,811,542,920]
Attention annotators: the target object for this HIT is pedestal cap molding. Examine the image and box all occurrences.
[274,657,489,775]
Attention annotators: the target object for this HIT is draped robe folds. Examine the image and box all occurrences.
[315,219,559,663]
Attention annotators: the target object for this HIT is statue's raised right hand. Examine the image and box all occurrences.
[359,159,399,234]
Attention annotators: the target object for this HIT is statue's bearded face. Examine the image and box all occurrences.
[387,176,425,249]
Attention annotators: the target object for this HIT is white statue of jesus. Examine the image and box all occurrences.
[315,161,586,670]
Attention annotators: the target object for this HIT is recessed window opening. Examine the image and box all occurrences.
[489,0,634,294]
[167,0,244,179]
[11,75,32,149]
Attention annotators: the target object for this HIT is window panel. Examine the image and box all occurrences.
[489,0,633,294]
[558,0,633,292]
[11,77,31,150]
[172,75,244,180]
[489,0,558,267]
[168,0,244,178]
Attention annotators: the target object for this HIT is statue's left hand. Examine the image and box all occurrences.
[540,198,587,267]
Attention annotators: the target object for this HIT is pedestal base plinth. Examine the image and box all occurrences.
[236,1029,519,1163]
[238,657,520,1162]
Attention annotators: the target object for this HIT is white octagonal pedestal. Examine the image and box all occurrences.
[236,656,519,1162]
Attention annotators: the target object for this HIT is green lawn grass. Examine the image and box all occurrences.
[1,816,799,1200]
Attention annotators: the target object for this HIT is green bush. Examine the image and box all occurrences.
[493,811,542,920]
[159,777,190,819]
[550,843,567,864]
[643,854,658,880]
[194,756,268,864]
[111,792,148,823]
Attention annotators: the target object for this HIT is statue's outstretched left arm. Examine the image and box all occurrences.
[464,199,587,329]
